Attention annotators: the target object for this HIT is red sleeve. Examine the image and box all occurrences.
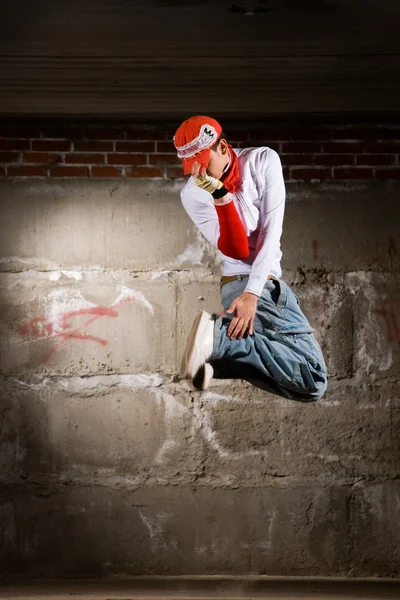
[214,201,250,260]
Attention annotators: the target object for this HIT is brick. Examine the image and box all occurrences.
[248,129,290,141]
[0,125,41,138]
[333,127,400,141]
[125,167,163,178]
[73,141,114,152]
[282,166,290,180]
[290,167,331,180]
[288,128,332,141]
[334,167,374,179]
[156,141,177,153]
[0,139,30,151]
[7,166,47,177]
[375,168,400,180]
[126,129,164,141]
[248,141,280,153]
[356,154,394,166]
[148,154,181,166]
[39,127,81,139]
[23,152,62,164]
[91,166,123,177]
[332,128,370,140]
[0,152,20,163]
[31,140,71,152]
[115,141,155,153]
[108,153,146,166]
[49,166,89,177]
[314,154,355,166]
[85,128,126,140]
[363,142,400,154]
[281,154,315,166]
[223,129,249,142]
[322,142,364,154]
[166,167,185,179]
[0,166,5,176]
[281,142,321,153]
[64,153,105,164]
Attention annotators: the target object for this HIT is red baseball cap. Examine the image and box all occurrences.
[173,116,222,175]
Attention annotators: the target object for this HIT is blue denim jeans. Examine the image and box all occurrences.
[210,276,328,402]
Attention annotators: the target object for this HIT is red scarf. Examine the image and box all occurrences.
[221,145,241,193]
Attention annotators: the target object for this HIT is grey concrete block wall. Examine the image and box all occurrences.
[0,179,399,577]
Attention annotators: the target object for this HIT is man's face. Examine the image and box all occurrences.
[207,140,230,179]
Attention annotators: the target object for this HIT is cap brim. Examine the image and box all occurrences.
[181,148,211,175]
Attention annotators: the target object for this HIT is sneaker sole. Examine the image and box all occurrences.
[192,362,214,391]
[180,311,212,379]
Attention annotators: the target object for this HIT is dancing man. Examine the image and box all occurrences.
[174,115,327,401]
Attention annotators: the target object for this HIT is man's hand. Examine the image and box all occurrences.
[191,162,228,202]
[226,292,258,339]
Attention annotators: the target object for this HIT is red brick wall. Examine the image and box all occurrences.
[0,122,399,181]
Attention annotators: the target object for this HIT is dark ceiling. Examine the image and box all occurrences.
[0,0,399,117]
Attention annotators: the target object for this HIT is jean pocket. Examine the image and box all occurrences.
[272,279,287,308]
[260,278,287,309]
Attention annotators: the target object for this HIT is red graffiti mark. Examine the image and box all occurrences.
[312,239,319,261]
[19,296,136,362]
[375,300,400,343]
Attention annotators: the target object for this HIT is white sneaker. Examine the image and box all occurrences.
[180,311,214,380]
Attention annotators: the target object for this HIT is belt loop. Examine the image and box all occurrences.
[237,275,241,281]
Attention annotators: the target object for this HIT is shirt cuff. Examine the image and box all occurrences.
[244,275,267,297]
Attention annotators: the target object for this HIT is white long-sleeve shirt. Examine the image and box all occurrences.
[180,147,285,297]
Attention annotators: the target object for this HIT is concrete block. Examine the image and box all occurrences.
[0,272,177,376]
[294,282,354,378]
[1,374,398,577]
[348,274,400,378]
[278,384,400,480]
[194,383,400,483]
[0,485,350,577]
[190,385,289,484]
[0,180,215,272]
[283,183,400,273]
[6,374,398,488]
[0,377,204,484]
[349,482,400,576]
[2,181,398,278]
[0,381,43,483]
